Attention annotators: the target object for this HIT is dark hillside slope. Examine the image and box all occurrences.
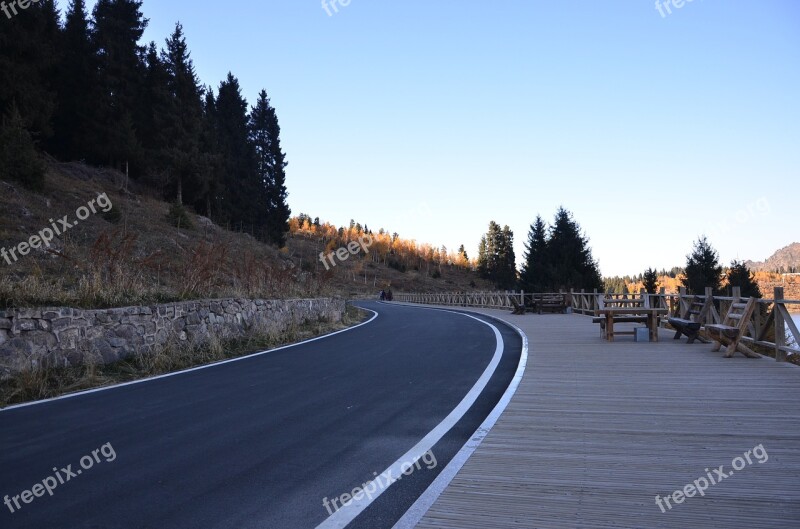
[0,160,487,308]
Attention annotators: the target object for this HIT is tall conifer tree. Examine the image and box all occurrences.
[643,268,659,294]
[726,260,762,298]
[682,237,722,294]
[162,23,204,206]
[520,215,549,292]
[91,0,147,167]
[250,90,291,245]
[214,73,258,229]
[546,207,602,291]
[52,0,99,160]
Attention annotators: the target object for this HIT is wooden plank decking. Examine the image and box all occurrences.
[416,310,800,528]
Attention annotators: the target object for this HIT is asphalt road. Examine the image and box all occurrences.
[0,301,522,529]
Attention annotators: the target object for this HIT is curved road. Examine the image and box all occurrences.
[0,302,522,529]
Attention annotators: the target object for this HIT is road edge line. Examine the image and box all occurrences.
[315,306,510,529]
[391,306,529,529]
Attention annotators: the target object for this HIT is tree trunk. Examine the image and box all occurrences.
[176,176,183,206]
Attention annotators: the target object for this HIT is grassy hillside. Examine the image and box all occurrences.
[0,159,489,309]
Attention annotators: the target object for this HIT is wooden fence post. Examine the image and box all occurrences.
[678,287,687,318]
[775,287,786,363]
[705,287,717,323]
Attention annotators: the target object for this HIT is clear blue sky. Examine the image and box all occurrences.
[89,0,799,276]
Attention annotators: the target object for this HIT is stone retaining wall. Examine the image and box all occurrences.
[0,297,345,378]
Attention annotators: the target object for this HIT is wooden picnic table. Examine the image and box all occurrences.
[601,307,667,342]
[595,294,667,342]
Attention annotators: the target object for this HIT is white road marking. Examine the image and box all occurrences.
[392,311,529,529]
[315,308,505,529]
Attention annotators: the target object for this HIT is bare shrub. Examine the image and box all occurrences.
[179,241,228,299]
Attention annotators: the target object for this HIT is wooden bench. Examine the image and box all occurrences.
[667,295,712,344]
[668,319,701,343]
[532,294,568,314]
[509,297,526,315]
[706,297,759,358]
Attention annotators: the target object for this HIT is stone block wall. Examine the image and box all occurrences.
[0,298,345,378]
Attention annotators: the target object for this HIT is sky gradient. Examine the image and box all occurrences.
[87,0,800,276]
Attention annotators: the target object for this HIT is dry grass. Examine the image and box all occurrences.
[0,160,486,309]
[0,304,368,408]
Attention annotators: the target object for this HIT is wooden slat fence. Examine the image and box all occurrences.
[395,287,799,361]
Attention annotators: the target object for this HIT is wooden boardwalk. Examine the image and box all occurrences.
[415,310,800,529]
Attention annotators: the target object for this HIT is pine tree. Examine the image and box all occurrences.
[726,260,762,298]
[520,215,548,292]
[137,42,175,186]
[477,222,516,289]
[485,221,502,282]
[643,268,659,294]
[91,0,147,167]
[197,87,225,218]
[0,104,46,190]
[497,225,517,289]
[477,235,489,278]
[213,73,258,229]
[546,207,603,291]
[162,23,205,206]
[0,0,60,138]
[682,236,722,294]
[51,0,100,160]
[250,90,291,246]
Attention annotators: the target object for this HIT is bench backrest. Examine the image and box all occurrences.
[682,295,712,323]
[533,294,567,301]
[721,297,757,332]
[597,296,648,312]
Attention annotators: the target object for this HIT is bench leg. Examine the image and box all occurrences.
[650,315,659,342]
[686,332,697,345]
[725,342,760,359]
[712,340,723,352]
[673,329,683,340]
[723,340,738,358]
[737,343,761,358]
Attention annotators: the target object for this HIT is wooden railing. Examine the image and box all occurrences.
[395,287,799,362]
[393,291,520,310]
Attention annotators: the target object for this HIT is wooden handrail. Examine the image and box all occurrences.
[394,287,799,361]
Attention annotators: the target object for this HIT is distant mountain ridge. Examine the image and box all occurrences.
[745,243,800,273]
